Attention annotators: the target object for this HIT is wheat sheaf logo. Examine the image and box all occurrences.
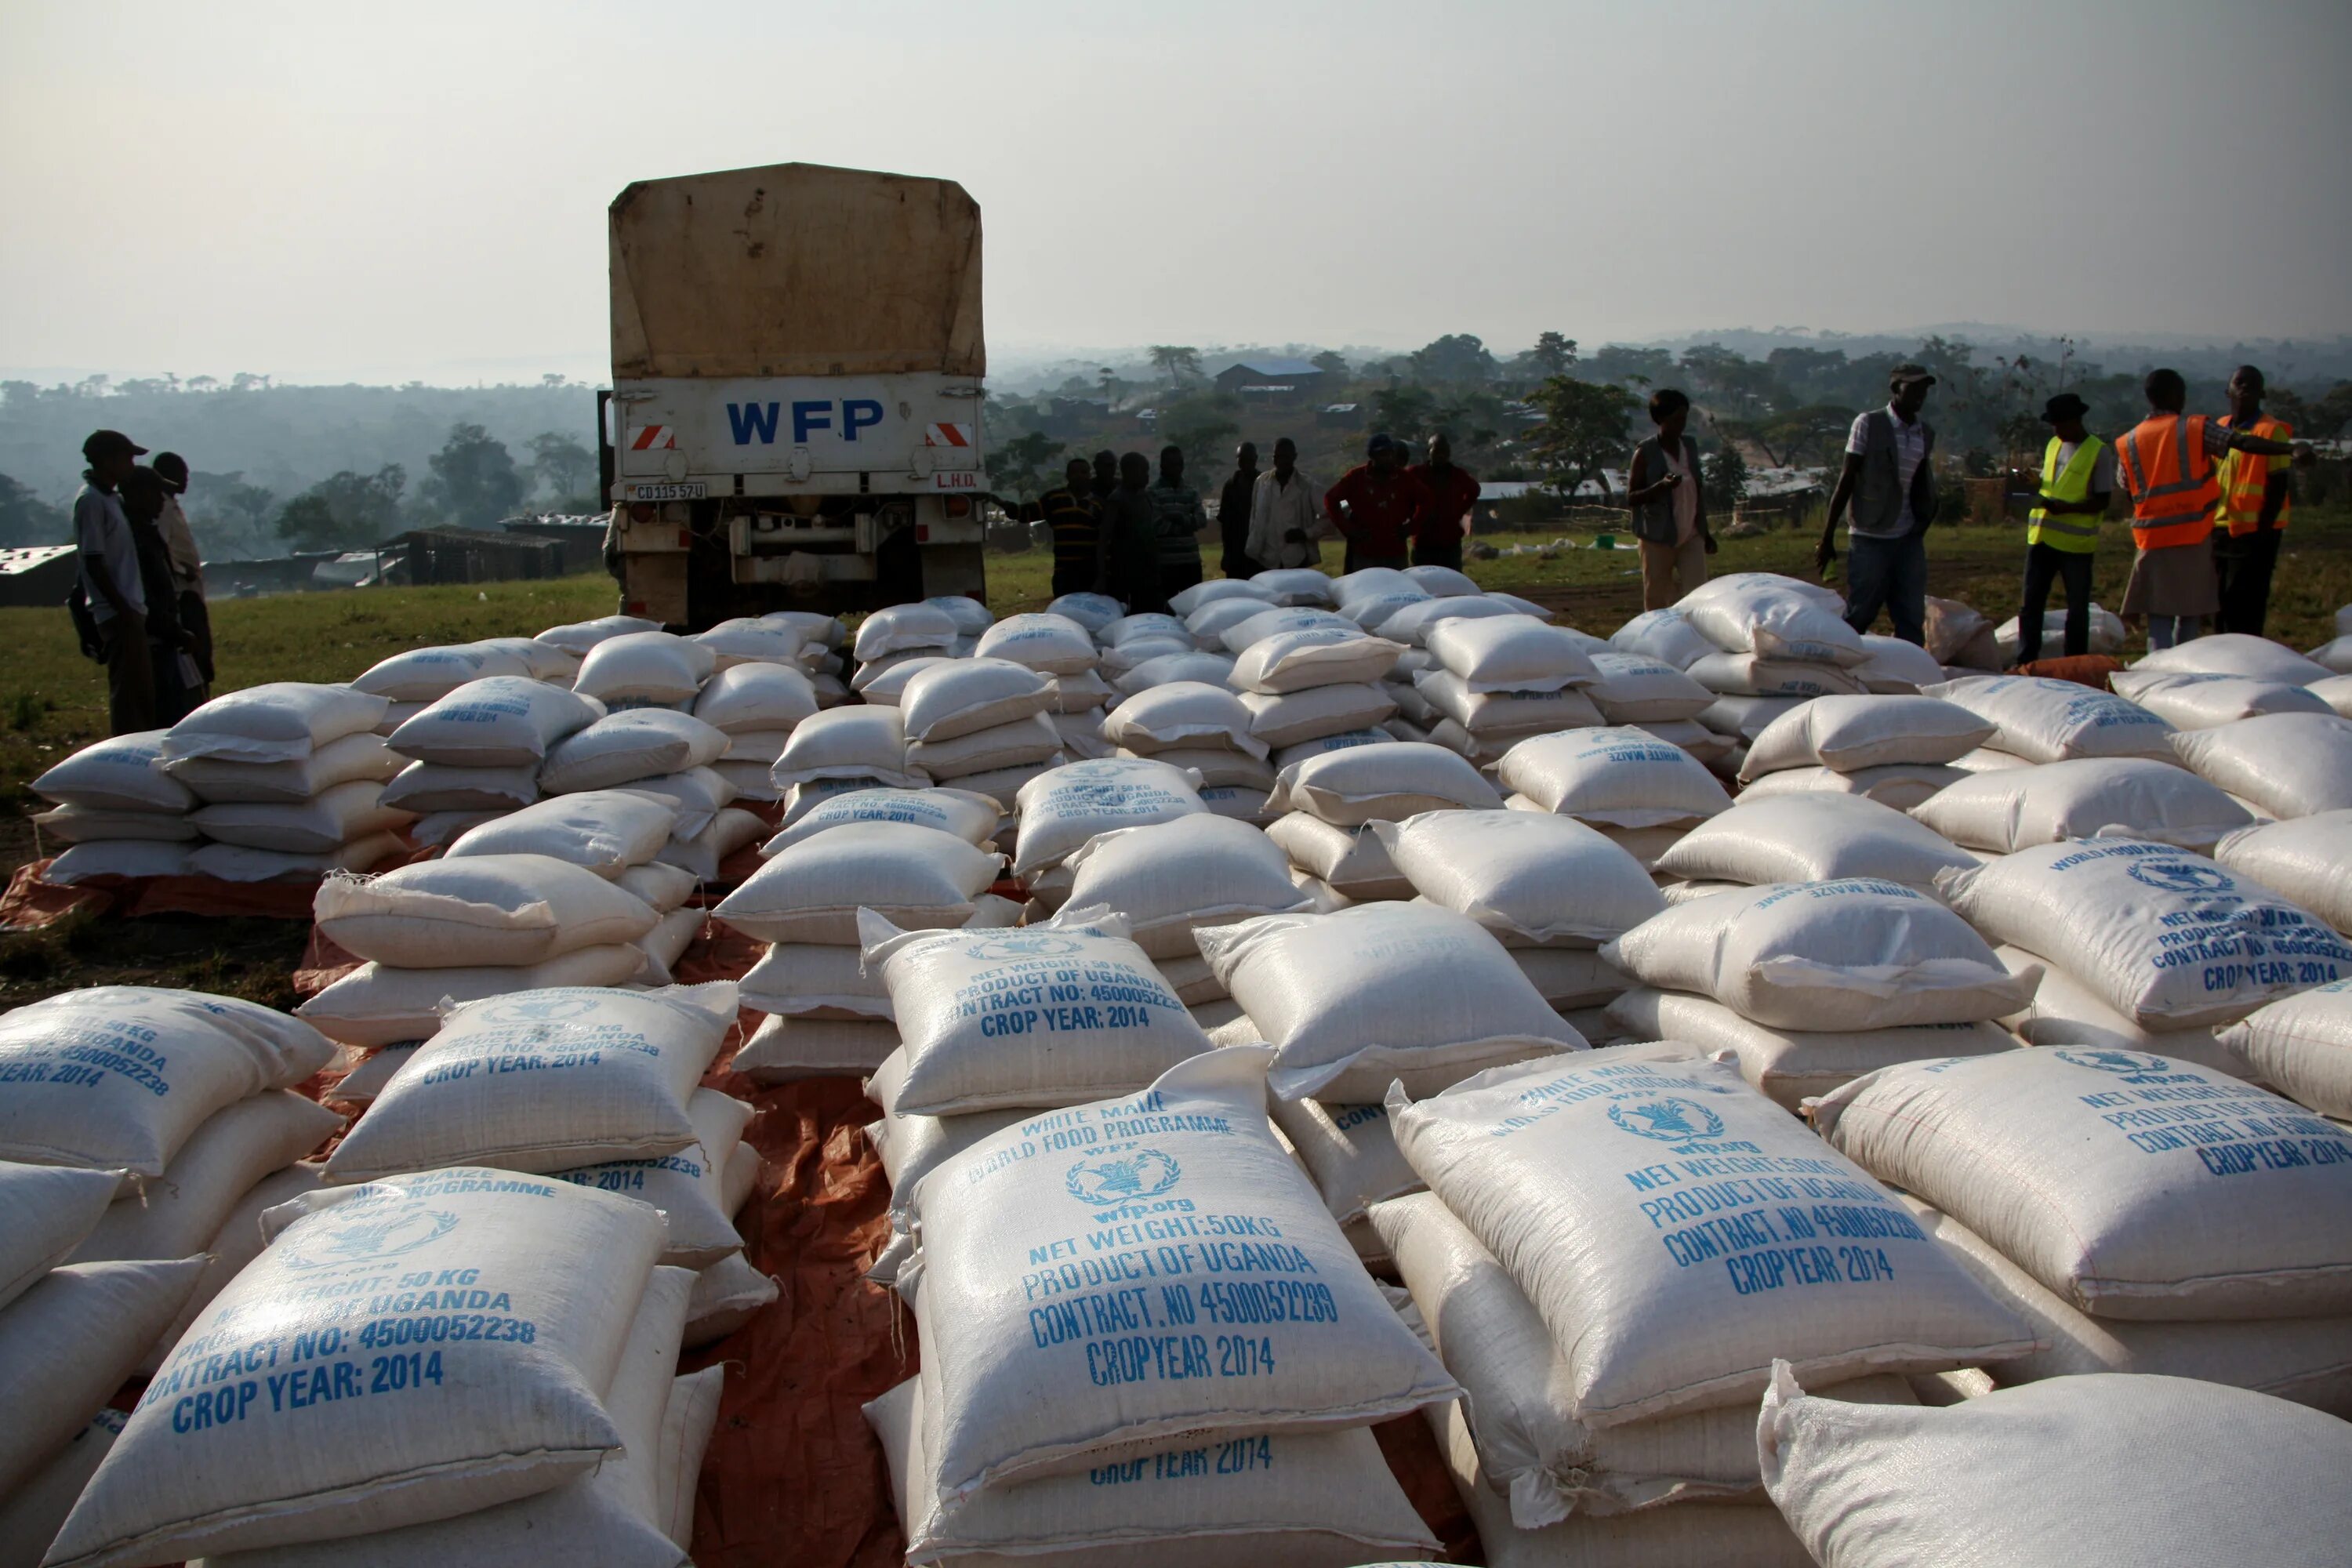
[2126,859,2232,895]
[278,1207,459,1272]
[1065,1149,1181,1206]
[478,994,603,1025]
[2053,1047,2171,1076]
[1608,1097,1727,1145]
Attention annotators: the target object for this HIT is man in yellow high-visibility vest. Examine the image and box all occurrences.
[2011,392,2111,665]
[2213,365,2299,637]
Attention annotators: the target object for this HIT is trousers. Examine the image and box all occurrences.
[1842,529,1928,647]
[1639,535,1708,611]
[2016,543,2095,665]
[2215,527,2282,637]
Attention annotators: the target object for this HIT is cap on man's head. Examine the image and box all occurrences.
[2040,393,2089,424]
[153,452,190,490]
[1889,364,1936,391]
[1367,432,1396,456]
[82,429,147,462]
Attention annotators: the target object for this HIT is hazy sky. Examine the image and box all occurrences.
[4,0,2347,385]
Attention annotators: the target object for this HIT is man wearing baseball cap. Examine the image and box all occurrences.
[2010,392,2113,665]
[1817,364,1939,645]
[72,430,157,733]
[1322,433,1432,574]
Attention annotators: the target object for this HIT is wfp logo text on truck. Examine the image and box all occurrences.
[726,400,888,445]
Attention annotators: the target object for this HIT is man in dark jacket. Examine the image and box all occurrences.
[1217,442,1263,580]
[1817,364,1939,645]
[1322,433,1430,574]
[1403,433,1480,572]
[1097,452,1167,612]
[1000,456,1101,598]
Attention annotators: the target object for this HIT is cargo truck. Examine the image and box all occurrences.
[599,162,987,627]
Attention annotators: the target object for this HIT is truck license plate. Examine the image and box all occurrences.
[628,482,708,501]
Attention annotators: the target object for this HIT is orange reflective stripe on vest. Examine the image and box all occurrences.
[2216,415,2292,535]
[2118,414,2217,551]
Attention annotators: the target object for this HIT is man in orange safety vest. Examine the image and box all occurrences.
[2113,368,2301,652]
[2212,365,2302,637]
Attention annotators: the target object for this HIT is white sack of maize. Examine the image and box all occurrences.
[1010,757,1206,877]
[691,660,818,733]
[1494,727,1730,828]
[445,790,677,877]
[1374,810,1663,946]
[2218,981,2352,1117]
[1922,674,2176,764]
[387,677,601,767]
[1583,652,1715,721]
[760,786,998,855]
[2213,810,2352,934]
[1739,694,1992,779]
[350,644,533,702]
[717,822,1001,942]
[1264,811,1414,899]
[899,657,1052,742]
[2171,711,2352,819]
[1269,739,1502,826]
[1603,987,2016,1110]
[0,1258,205,1502]
[1653,793,1973,889]
[973,612,1097,674]
[1910,755,2252,853]
[1062,814,1311,957]
[161,684,390,766]
[0,1162,122,1312]
[770,705,924,789]
[314,853,659,967]
[538,709,728,793]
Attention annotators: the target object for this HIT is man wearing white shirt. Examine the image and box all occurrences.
[152,451,213,702]
[1245,437,1326,569]
[72,429,155,733]
[1817,364,1940,646]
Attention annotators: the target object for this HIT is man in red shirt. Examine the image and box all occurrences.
[1404,432,1480,572]
[1322,433,1431,573]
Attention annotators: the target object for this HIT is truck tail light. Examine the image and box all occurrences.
[627,503,656,524]
[945,496,971,517]
[916,524,931,543]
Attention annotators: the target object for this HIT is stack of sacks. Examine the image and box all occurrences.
[1037,661,1116,760]
[1041,590,1120,635]
[539,706,760,882]
[1676,573,1869,702]
[1169,575,1276,619]
[1218,608,1399,752]
[1992,602,2126,664]
[1251,564,1338,604]
[1762,1370,2352,1567]
[2213,811,2352,935]
[2172,712,2352,822]
[45,1164,702,1568]
[535,612,661,659]
[572,629,717,713]
[1374,809,1658,1036]
[1106,644,1236,699]
[1265,739,1502,906]
[1734,693,1994,811]
[1693,692,1802,771]
[1331,566,1432,636]
[350,640,546,735]
[1581,650,1725,770]
[319,984,771,1345]
[2110,666,2334,731]
[1380,1049,2036,1558]
[1939,838,2352,1073]
[854,654,949,709]
[921,593,996,655]
[2129,630,2332,686]
[1100,681,1273,816]
[1403,563,1482,596]
[1197,898,1586,1102]
[1650,791,1975,898]
[851,601,961,690]
[1610,605,1715,671]
[898,656,1064,799]
[1915,755,2254,856]
[1093,609,1200,684]
[384,674,603,848]
[1853,632,1950,695]
[0,987,341,1550]
[29,730,202,883]
[691,615,807,673]
[866,1047,1453,1566]
[1007,755,1207,912]
[973,610,1098,681]
[1406,615,1599,768]
[1924,673,2178,768]
[759,608,851,705]
[718,816,1006,1080]
[1813,1045,2352,1417]
[691,659,820,803]
[770,703,927,822]
[1495,726,1732,871]
[1062,814,1314,1009]
[2221,983,2352,1121]
[303,851,667,1047]
[158,683,413,881]
[1602,879,2031,1106]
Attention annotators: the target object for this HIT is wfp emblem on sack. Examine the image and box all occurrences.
[1065,1148,1181,1206]
[2054,1047,2172,1077]
[2127,859,2234,896]
[477,994,603,1025]
[969,933,1083,961]
[279,1207,459,1272]
[1609,1097,1726,1145]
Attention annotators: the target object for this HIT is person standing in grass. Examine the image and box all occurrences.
[2115,368,2301,652]
[1149,445,1209,604]
[151,451,213,703]
[1000,455,1102,599]
[1404,432,1480,572]
[2212,365,2301,637]
[1097,452,1167,613]
[1323,433,1430,574]
[1246,437,1324,571]
[118,466,198,724]
[1216,441,1265,580]
[1818,364,1939,646]
[72,430,156,735]
[1624,389,1713,610]
[2010,392,2112,665]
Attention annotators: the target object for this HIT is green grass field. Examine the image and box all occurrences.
[4,506,2346,1003]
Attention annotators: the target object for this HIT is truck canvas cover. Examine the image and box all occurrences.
[611,162,985,380]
